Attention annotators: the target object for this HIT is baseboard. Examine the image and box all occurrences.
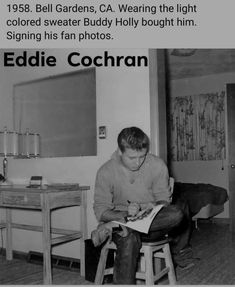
[194,218,230,225]
[0,248,80,272]
[0,248,27,261]
[211,218,230,225]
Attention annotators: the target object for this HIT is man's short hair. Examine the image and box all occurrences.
[117,127,150,152]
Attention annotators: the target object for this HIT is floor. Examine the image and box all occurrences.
[0,220,235,285]
[175,220,235,284]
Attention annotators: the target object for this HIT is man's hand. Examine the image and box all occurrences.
[140,202,156,210]
[140,201,169,210]
[128,202,140,216]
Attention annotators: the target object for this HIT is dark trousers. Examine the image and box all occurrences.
[112,204,186,284]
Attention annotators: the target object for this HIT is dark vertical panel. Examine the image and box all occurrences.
[149,49,167,163]
[226,84,235,232]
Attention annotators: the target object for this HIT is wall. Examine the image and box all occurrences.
[0,48,151,258]
[169,72,235,218]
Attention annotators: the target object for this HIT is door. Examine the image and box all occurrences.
[226,84,235,232]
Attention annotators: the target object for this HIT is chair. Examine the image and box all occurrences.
[95,237,176,285]
[95,178,176,285]
[169,177,175,202]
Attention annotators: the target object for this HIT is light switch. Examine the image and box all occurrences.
[99,126,107,139]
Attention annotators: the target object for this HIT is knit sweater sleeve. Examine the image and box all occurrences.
[93,163,114,221]
[151,157,171,203]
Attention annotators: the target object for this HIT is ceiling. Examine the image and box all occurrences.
[165,49,235,80]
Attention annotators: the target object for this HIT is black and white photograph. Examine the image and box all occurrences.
[0,48,233,285]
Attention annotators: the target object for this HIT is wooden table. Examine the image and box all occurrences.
[0,185,89,284]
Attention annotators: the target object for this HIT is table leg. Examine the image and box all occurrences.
[6,208,13,260]
[42,195,52,284]
[80,190,87,276]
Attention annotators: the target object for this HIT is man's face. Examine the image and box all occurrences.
[120,148,147,171]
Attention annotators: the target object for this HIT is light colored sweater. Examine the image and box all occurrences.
[93,151,171,221]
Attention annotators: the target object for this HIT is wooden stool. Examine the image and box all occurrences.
[95,238,176,285]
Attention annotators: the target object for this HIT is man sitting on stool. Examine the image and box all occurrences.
[93,127,193,284]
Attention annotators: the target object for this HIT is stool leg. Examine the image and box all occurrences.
[95,246,109,285]
[144,247,154,285]
[163,243,176,285]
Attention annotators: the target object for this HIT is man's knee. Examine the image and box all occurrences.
[173,205,184,221]
[166,205,184,226]
[114,230,141,251]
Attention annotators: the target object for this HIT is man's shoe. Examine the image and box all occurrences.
[176,257,200,270]
[91,222,119,247]
[173,246,200,270]
[179,246,193,257]
[177,261,195,270]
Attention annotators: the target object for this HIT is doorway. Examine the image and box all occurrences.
[226,84,235,232]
